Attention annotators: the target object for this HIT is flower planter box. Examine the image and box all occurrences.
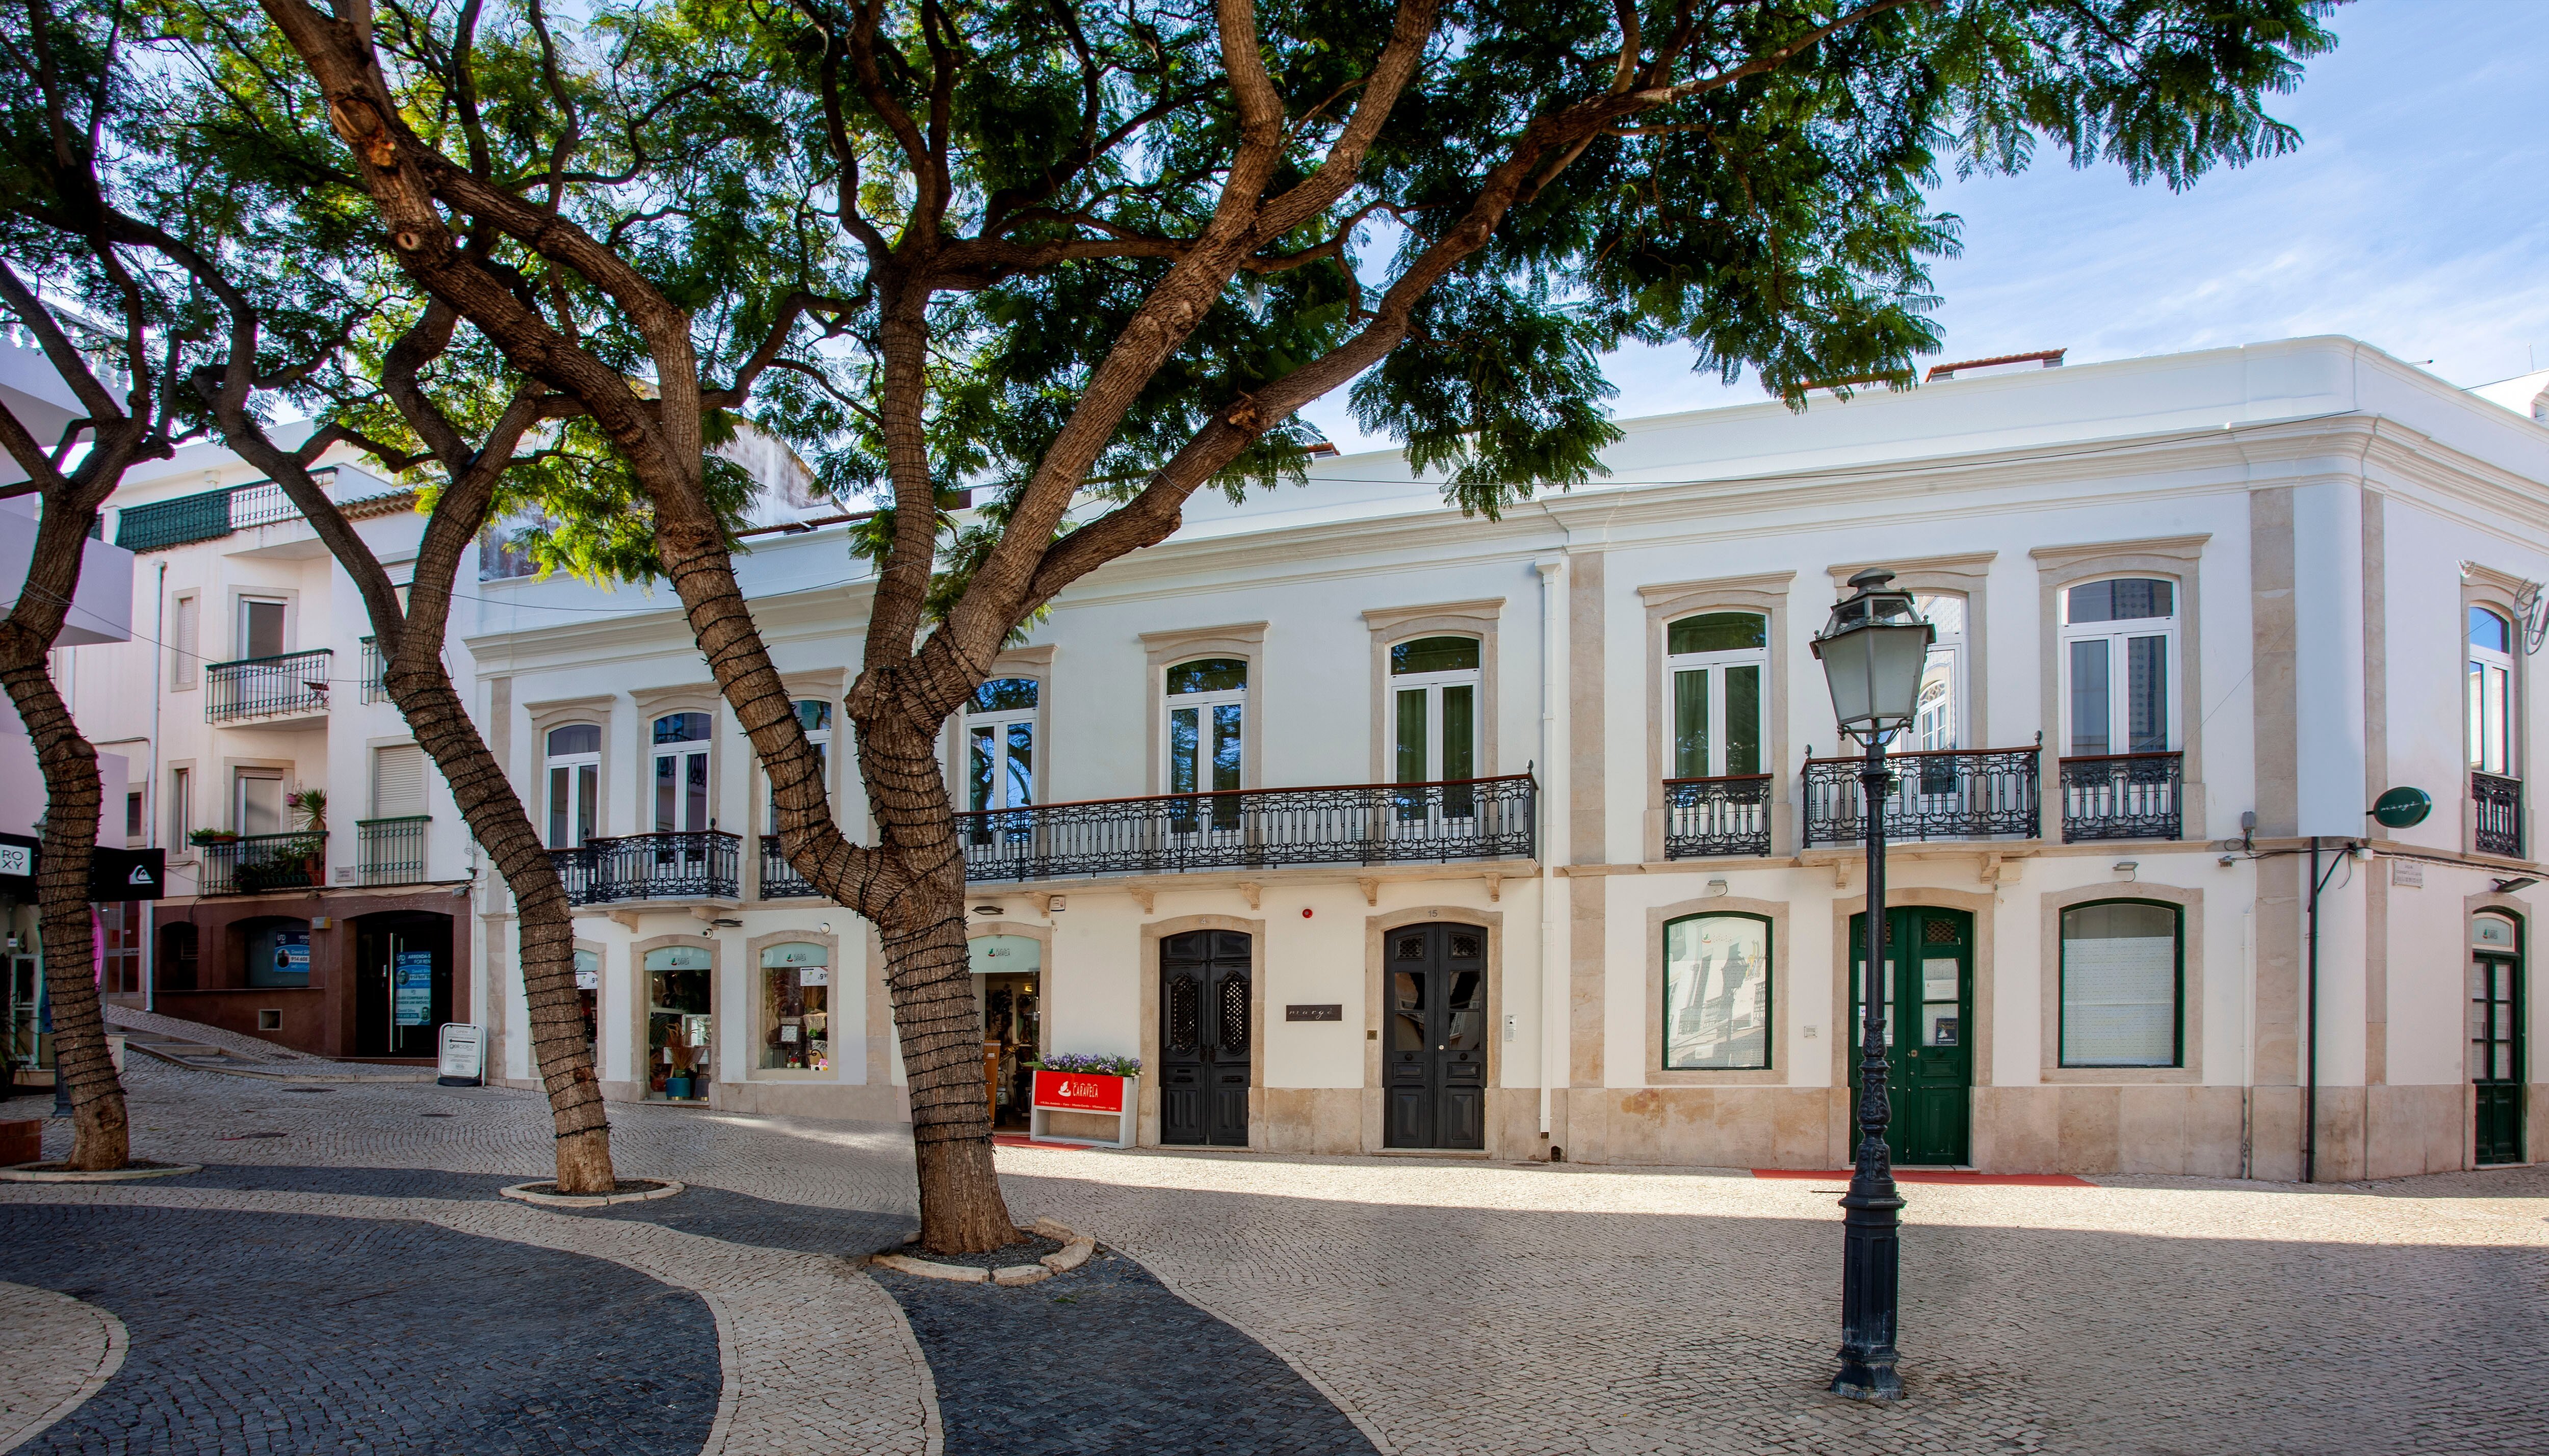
[1027,1070,1137,1149]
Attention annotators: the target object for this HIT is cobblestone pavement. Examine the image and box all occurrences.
[6,1057,2548,1454]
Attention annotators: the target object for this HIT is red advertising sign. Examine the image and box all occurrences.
[1032,1069,1126,1114]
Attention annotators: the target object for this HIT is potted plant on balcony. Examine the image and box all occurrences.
[287,788,326,887]
[186,828,238,846]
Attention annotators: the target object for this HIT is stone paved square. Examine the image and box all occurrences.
[5,1055,2546,1454]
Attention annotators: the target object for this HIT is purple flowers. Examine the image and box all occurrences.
[1032,1052,1139,1078]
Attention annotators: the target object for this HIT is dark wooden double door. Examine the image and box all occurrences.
[1849,907,1973,1167]
[1160,930,1252,1146]
[1385,922,1488,1150]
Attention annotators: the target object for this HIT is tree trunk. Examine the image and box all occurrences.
[0,659,128,1170]
[886,898,1019,1252]
[387,670,617,1194]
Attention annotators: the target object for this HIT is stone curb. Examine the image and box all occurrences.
[121,1041,435,1083]
[499,1179,687,1208]
[871,1217,1098,1285]
[0,1162,203,1183]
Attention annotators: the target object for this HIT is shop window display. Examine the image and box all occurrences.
[969,935,1041,1130]
[574,948,600,1054]
[645,944,713,1100]
[759,941,830,1071]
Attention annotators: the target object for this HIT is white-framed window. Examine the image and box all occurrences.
[237,595,287,660]
[2469,606,2515,776]
[1164,658,1245,796]
[2058,899,2182,1068]
[544,724,601,849]
[1390,636,1479,786]
[169,766,191,845]
[235,769,285,836]
[651,712,712,833]
[1663,912,1772,1071]
[2059,577,2177,758]
[1665,612,1766,779]
[965,679,1037,813]
[769,700,833,832]
[1911,594,1966,753]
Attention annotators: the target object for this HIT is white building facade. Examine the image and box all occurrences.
[442,337,2547,1178]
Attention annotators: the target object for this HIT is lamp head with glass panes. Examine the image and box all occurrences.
[1811,569,1935,747]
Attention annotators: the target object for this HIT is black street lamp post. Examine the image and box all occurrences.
[1809,568,1935,1403]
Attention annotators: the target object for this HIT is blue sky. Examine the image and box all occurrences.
[1298,0,2549,451]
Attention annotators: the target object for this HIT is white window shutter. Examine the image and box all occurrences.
[171,596,198,687]
[372,744,427,818]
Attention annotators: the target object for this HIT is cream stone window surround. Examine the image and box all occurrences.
[526,695,615,843]
[1826,553,1995,751]
[218,755,295,833]
[2031,536,2209,841]
[743,926,843,1081]
[1136,912,1266,1148]
[965,917,1054,1065]
[2038,881,2204,1084]
[1361,905,1504,1153]
[169,590,199,691]
[2460,565,2529,859]
[631,931,720,1093]
[1140,623,1266,796]
[1363,600,1503,783]
[630,684,723,833]
[1645,894,1789,1087]
[225,586,301,660]
[1828,886,1998,1089]
[165,758,197,863]
[1638,572,1796,861]
[943,644,1053,813]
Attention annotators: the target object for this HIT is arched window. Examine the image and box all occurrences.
[2060,578,2176,758]
[1665,612,1766,779]
[2058,899,2182,1067]
[768,700,832,833]
[1165,658,1246,797]
[2469,607,2515,776]
[966,678,1038,813]
[1911,595,1966,752]
[1662,912,1771,1070]
[651,712,711,834]
[1389,636,1480,785]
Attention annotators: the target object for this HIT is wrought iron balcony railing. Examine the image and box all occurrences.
[2058,752,2183,842]
[114,472,335,553]
[1663,774,1774,858]
[956,774,1536,882]
[1803,745,2041,848]
[759,837,820,898]
[198,832,328,896]
[550,830,741,905]
[205,648,333,723]
[356,816,429,886]
[2473,771,2522,858]
[360,637,389,704]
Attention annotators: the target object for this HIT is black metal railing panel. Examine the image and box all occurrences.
[198,831,328,895]
[1663,774,1774,858]
[2473,771,2522,858]
[356,817,429,885]
[1803,746,2042,848]
[2059,752,2183,842]
[205,648,333,723]
[551,830,742,904]
[113,469,338,553]
[758,838,821,898]
[360,637,388,703]
[955,775,1536,882]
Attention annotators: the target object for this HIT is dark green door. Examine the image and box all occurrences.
[1850,907,1973,1166]
[2473,939,2524,1166]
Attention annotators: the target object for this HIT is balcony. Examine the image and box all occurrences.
[205,648,333,726]
[759,837,819,898]
[956,774,1536,883]
[360,637,389,704]
[1802,746,2041,848]
[2059,752,2183,842]
[356,817,429,886]
[2473,771,2522,858]
[199,832,327,896]
[552,830,742,905]
[115,474,329,552]
[1663,774,1774,858]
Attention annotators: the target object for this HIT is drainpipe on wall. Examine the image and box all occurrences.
[1536,558,1566,1140]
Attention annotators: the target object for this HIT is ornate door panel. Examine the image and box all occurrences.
[1383,923,1489,1150]
[1851,908,1973,1167]
[1160,930,1252,1146]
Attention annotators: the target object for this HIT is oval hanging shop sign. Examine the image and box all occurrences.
[1031,1069,1126,1114]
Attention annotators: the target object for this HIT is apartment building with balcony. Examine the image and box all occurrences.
[459,337,2549,1181]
